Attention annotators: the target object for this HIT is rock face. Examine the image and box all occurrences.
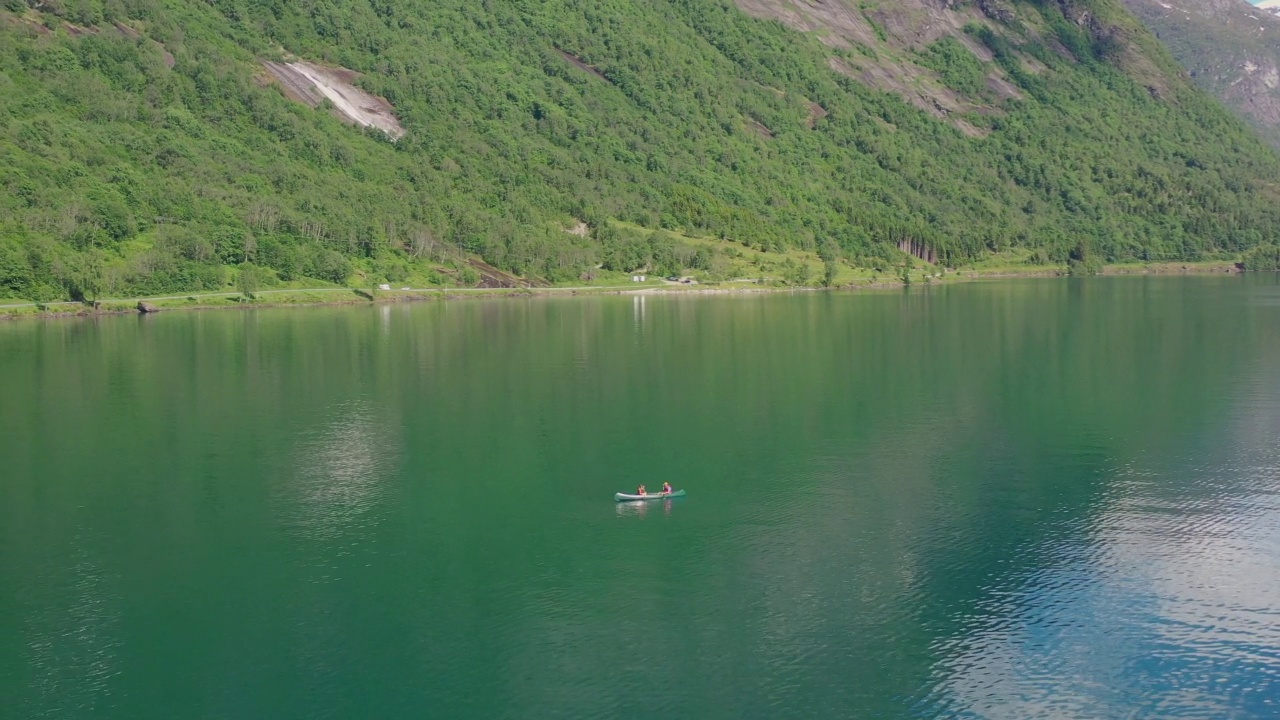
[137,301,159,313]
[733,0,1006,129]
[727,0,1280,146]
[261,61,405,140]
[730,0,1165,135]
[1121,0,1280,147]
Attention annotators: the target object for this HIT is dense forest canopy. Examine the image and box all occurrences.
[2,0,1279,300]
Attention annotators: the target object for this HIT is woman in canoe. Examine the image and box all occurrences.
[636,484,647,496]
[662,482,673,495]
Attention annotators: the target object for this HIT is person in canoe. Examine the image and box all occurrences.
[662,482,673,495]
[636,484,647,496]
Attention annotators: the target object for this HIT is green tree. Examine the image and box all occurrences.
[1068,239,1102,275]
[237,263,261,299]
[786,259,813,286]
[1243,244,1280,271]
[57,250,105,303]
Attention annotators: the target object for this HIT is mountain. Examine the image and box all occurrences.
[1122,0,1280,147]
[2,0,1280,302]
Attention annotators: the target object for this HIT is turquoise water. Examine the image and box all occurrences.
[2,276,1279,718]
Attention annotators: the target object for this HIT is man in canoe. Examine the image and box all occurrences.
[662,482,673,495]
[636,484,647,496]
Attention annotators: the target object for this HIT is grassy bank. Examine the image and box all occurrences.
[0,259,1245,321]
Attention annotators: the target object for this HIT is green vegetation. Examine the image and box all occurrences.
[916,36,991,100]
[1243,244,1280,272]
[1067,239,1103,276]
[2,0,1279,303]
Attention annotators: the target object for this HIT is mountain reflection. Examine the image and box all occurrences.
[924,360,1280,719]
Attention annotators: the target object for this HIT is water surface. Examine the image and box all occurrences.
[2,277,1279,719]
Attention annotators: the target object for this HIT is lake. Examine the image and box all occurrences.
[2,276,1279,719]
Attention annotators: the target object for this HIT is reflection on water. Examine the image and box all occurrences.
[925,376,1280,719]
[614,497,675,518]
[927,469,1280,718]
[633,295,646,334]
[284,401,394,542]
[20,535,121,719]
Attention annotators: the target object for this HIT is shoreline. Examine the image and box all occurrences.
[0,261,1244,322]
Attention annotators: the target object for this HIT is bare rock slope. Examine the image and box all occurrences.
[731,0,1170,134]
[734,0,1000,127]
[262,60,404,140]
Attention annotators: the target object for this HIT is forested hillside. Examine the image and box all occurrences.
[2,0,1280,301]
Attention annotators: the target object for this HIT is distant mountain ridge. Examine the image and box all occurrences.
[1123,0,1280,146]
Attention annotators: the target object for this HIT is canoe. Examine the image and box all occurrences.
[614,490,686,502]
